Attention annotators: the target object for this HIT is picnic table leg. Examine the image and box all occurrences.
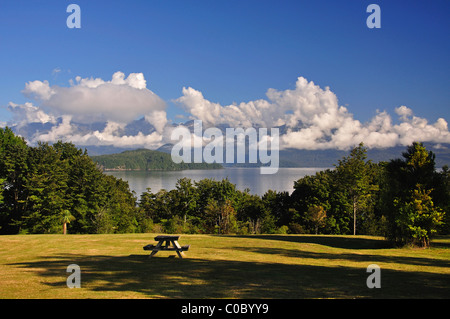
[149,241,163,258]
[172,240,185,258]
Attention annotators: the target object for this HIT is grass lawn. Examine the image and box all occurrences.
[0,233,449,299]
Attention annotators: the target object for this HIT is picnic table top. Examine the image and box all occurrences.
[154,235,180,241]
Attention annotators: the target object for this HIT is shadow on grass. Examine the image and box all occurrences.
[431,236,450,249]
[223,235,391,250]
[227,246,450,269]
[8,253,450,299]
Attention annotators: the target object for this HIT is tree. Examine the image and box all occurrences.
[62,144,139,234]
[174,178,198,223]
[262,190,291,228]
[437,165,450,234]
[100,174,138,233]
[0,127,29,233]
[237,193,271,234]
[306,206,327,234]
[23,142,69,233]
[0,177,4,206]
[61,210,75,234]
[394,186,444,247]
[335,143,378,235]
[291,169,333,233]
[384,142,446,246]
[139,188,177,227]
[65,151,103,233]
[204,199,237,234]
[1,130,140,234]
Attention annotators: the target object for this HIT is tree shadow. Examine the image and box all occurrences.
[8,253,450,299]
[224,235,391,249]
[430,236,450,249]
[227,246,450,269]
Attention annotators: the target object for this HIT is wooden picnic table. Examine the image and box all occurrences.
[143,235,190,258]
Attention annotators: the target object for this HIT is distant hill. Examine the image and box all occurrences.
[274,143,450,168]
[276,144,450,168]
[156,142,450,168]
[91,149,222,171]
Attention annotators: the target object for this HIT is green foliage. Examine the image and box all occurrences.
[384,142,447,246]
[305,206,327,235]
[291,169,333,233]
[0,128,139,234]
[291,162,376,236]
[0,127,29,233]
[138,178,286,235]
[290,141,447,245]
[394,187,445,247]
[334,143,379,235]
[0,177,5,205]
[438,165,450,234]
[1,127,447,244]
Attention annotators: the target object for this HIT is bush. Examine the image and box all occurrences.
[138,218,155,233]
[289,223,305,234]
[276,225,289,234]
[392,187,445,247]
[162,216,185,234]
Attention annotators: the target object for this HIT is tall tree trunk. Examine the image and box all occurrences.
[63,222,67,235]
[353,197,356,236]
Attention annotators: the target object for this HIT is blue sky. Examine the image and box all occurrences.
[0,0,449,150]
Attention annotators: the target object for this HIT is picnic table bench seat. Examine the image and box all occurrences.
[143,244,190,251]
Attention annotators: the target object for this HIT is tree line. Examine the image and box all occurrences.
[0,127,137,234]
[1,127,448,246]
[91,148,222,171]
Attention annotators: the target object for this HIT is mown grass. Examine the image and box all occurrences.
[0,234,449,298]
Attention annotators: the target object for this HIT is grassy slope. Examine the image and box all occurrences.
[0,234,449,299]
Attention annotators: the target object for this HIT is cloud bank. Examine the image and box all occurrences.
[9,72,168,149]
[175,77,450,150]
[6,73,450,151]
[22,71,167,129]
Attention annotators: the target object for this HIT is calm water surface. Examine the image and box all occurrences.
[105,167,328,197]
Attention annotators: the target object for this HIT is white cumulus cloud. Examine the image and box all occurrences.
[7,73,450,151]
[175,77,450,150]
[22,71,167,127]
[34,117,163,149]
[7,71,170,149]
[8,102,57,127]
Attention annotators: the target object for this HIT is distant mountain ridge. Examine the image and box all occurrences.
[90,143,450,170]
[276,145,450,168]
[7,116,450,168]
[155,143,450,168]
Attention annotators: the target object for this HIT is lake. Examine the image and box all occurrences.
[104,167,328,197]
